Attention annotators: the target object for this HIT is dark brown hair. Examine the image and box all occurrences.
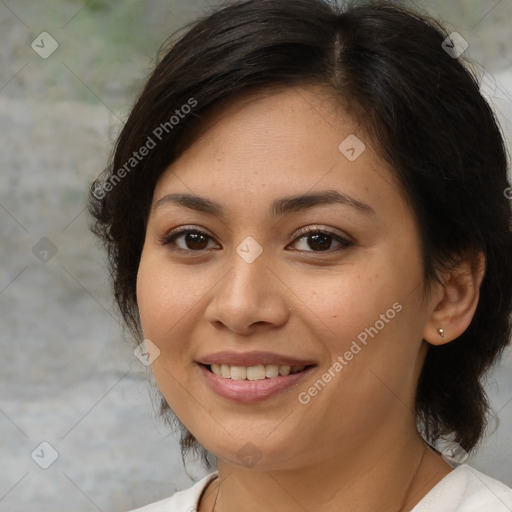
[88,0,512,469]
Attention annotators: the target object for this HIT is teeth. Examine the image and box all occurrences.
[209,363,307,380]
[247,365,266,381]
[280,365,291,376]
[230,365,247,380]
[265,365,279,378]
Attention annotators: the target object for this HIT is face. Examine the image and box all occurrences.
[136,85,432,471]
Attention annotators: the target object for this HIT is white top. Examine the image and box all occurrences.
[128,464,512,512]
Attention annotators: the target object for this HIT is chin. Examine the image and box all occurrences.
[194,427,307,471]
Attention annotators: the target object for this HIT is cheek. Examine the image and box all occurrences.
[136,253,200,417]
[309,248,425,384]
[136,250,195,342]
[136,255,167,340]
[135,252,188,374]
[297,261,401,349]
[135,248,218,378]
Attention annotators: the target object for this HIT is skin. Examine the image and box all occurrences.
[136,85,485,512]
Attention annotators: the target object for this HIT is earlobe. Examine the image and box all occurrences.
[423,251,486,346]
[424,324,448,346]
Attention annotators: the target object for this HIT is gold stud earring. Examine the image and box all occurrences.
[437,327,445,339]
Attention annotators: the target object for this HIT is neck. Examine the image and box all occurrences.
[201,431,452,512]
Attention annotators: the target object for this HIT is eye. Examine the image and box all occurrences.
[289,226,353,253]
[159,225,353,254]
[159,227,220,252]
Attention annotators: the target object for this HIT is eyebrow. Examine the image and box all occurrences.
[153,190,376,218]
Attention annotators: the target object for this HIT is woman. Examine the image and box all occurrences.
[88,0,512,510]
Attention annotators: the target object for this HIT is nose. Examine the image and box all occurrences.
[203,245,291,336]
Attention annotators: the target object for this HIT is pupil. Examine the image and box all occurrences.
[309,233,331,251]
[187,232,208,250]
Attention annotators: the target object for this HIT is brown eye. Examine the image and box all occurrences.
[290,228,353,253]
[303,232,334,251]
[160,228,219,252]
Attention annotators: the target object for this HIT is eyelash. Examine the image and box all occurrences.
[159,225,353,254]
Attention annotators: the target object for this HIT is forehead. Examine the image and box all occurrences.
[181,84,349,158]
[152,85,404,220]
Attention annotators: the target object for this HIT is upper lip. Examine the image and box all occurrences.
[197,351,316,367]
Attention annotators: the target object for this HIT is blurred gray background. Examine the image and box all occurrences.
[0,1,511,511]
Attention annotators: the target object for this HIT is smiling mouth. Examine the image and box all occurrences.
[201,363,313,381]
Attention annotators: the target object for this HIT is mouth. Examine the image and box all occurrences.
[196,351,317,402]
[200,363,314,381]
[197,359,317,403]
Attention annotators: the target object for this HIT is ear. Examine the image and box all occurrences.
[423,251,486,346]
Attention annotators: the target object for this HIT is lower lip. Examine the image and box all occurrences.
[197,364,314,403]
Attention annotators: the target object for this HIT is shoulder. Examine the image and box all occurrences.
[127,472,218,512]
[412,464,512,511]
